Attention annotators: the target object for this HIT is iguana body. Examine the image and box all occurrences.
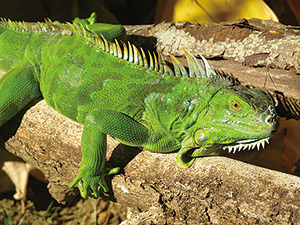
[0,16,279,198]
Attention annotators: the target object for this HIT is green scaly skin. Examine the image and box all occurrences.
[0,14,280,199]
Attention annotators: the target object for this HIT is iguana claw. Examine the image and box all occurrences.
[69,166,120,199]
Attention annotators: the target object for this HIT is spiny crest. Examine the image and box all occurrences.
[0,18,224,80]
[95,34,223,80]
[0,18,93,37]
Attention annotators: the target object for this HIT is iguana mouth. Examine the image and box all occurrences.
[222,137,270,154]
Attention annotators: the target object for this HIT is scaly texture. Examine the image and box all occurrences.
[0,15,280,198]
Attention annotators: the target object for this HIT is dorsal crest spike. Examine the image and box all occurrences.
[148,51,154,69]
[112,41,117,56]
[136,46,144,66]
[128,42,133,63]
[158,53,174,76]
[140,48,148,68]
[115,40,122,58]
[168,53,188,77]
[153,53,159,72]
[132,44,139,65]
[100,34,109,52]
[121,41,128,60]
[67,21,77,34]
[158,53,164,73]
[79,23,89,39]
[182,47,197,77]
[198,54,220,78]
[98,37,105,50]
[109,42,114,55]
[44,18,52,31]
[182,47,202,78]
[182,47,220,79]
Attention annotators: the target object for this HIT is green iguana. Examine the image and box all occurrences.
[0,14,279,199]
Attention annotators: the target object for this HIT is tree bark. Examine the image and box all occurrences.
[1,19,300,224]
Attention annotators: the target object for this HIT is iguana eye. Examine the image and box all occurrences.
[231,101,240,110]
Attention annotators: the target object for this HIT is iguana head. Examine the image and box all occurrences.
[162,48,280,155]
[192,84,279,154]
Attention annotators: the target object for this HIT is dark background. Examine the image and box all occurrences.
[0,0,298,26]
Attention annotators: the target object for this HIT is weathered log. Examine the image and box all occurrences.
[126,19,300,74]
[1,19,300,223]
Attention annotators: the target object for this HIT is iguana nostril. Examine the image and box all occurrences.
[266,114,279,124]
[266,116,273,124]
[266,115,280,131]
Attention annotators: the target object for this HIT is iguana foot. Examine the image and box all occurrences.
[69,166,120,199]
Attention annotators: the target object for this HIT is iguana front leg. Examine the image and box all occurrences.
[69,109,149,198]
[0,60,40,126]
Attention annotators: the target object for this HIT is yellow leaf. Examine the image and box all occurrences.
[156,0,278,23]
